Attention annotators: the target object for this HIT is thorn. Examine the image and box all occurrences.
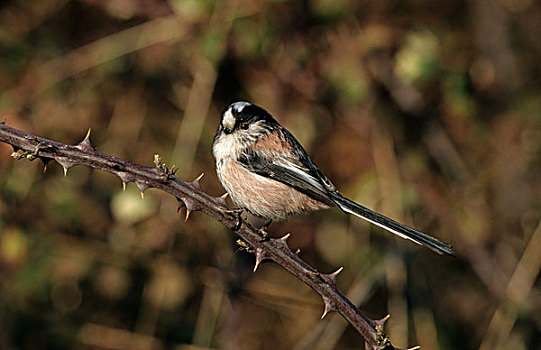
[331,266,344,277]
[373,314,391,331]
[135,181,149,195]
[253,257,262,272]
[295,248,301,255]
[407,347,421,350]
[324,266,344,286]
[188,173,204,189]
[214,192,229,206]
[321,299,335,319]
[176,198,186,214]
[56,157,76,175]
[76,128,95,151]
[279,233,291,241]
[321,304,329,319]
[374,314,391,326]
[40,158,51,174]
[374,315,393,349]
[140,191,145,199]
[177,198,203,221]
[116,172,131,188]
[253,248,270,272]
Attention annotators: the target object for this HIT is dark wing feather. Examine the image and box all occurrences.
[237,127,455,255]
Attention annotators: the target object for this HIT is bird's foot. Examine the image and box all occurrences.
[258,220,273,242]
[222,208,244,231]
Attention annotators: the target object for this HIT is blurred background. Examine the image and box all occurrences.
[0,0,540,349]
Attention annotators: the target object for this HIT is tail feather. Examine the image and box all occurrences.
[330,193,454,256]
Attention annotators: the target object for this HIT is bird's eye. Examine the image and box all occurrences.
[240,122,250,130]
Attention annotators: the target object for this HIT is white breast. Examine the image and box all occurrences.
[213,133,243,163]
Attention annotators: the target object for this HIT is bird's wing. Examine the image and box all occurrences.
[238,128,455,255]
[238,128,335,205]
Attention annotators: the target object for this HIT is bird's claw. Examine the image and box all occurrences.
[232,214,242,231]
[257,220,273,242]
[223,208,244,231]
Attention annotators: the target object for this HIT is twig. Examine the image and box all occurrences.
[0,122,414,350]
[171,0,238,174]
[479,220,541,350]
[0,15,190,111]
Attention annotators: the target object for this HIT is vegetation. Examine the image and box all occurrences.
[0,1,540,349]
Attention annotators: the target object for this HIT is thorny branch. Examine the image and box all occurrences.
[0,122,417,350]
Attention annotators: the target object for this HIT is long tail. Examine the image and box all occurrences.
[330,193,454,256]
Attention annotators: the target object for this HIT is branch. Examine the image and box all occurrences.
[0,122,414,350]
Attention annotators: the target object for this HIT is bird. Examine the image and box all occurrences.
[212,101,454,255]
